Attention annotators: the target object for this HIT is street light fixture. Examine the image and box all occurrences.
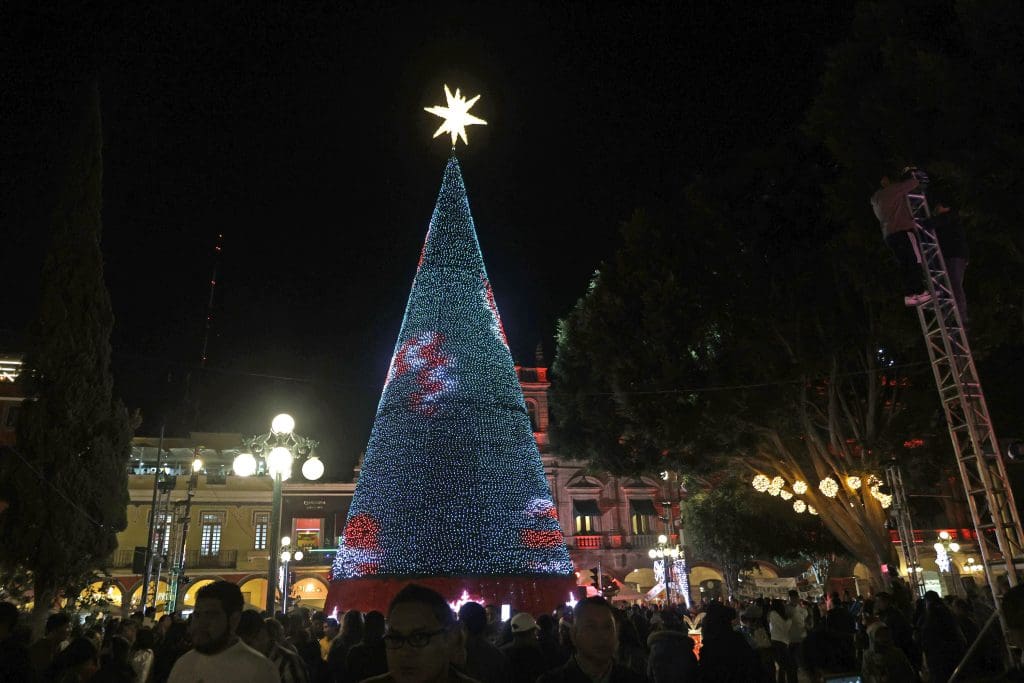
[279,536,304,613]
[648,534,682,604]
[233,413,321,614]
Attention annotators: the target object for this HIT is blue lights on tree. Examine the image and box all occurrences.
[331,156,573,595]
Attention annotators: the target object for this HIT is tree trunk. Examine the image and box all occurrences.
[30,580,58,640]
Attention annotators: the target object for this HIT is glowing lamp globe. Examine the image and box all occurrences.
[301,456,325,481]
[232,453,258,477]
[657,534,668,544]
[281,550,292,563]
[934,542,945,553]
[271,413,295,435]
[939,530,951,541]
[648,549,657,559]
[950,542,960,553]
[192,458,203,472]
[281,536,291,546]
[267,446,293,478]
[294,550,304,561]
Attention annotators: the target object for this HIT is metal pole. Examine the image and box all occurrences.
[266,472,283,614]
[140,426,165,613]
[281,560,289,614]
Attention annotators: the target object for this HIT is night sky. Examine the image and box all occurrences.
[1,3,854,477]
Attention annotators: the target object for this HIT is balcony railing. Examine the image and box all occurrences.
[108,549,134,569]
[187,549,238,569]
[574,535,603,549]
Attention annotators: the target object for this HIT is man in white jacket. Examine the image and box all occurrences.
[787,590,809,682]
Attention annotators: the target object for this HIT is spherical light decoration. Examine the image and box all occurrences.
[281,550,292,563]
[780,490,793,500]
[657,534,668,544]
[294,550,304,561]
[950,542,960,553]
[934,542,945,553]
[281,536,292,546]
[192,458,203,472]
[939,530,951,541]
[793,480,808,495]
[328,157,574,613]
[768,483,782,496]
[819,477,839,498]
[302,456,325,481]
[271,413,296,435]
[752,474,771,492]
[771,476,784,490]
[267,446,293,478]
[793,500,807,513]
[808,506,818,515]
[846,475,862,490]
[232,453,257,477]
[878,493,893,509]
[648,549,657,559]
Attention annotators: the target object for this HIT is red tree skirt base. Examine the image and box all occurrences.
[325,575,578,616]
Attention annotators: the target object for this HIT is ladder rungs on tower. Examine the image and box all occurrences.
[905,188,1024,656]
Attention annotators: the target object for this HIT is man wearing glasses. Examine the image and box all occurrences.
[368,584,478,683]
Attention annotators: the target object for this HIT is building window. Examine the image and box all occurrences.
[294,518,323,550]
[630,499,658,535]
[525,400,538,432]
[151,512,173,554]
[253,512,269,550]
[200,512,224,556]
[3,405,19,429]
[573,500,601,534]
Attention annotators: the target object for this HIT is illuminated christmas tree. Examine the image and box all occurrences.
[325,151,575,614]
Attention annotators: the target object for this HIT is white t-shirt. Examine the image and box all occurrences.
[788,604,809,643]
[168,639,280,683]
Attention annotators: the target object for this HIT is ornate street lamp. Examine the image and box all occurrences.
[233,413,321,614]
[648,534,682,604]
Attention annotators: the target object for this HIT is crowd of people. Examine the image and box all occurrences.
[3,579,1024,683]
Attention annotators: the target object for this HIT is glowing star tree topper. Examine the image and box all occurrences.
[424,84,488,147]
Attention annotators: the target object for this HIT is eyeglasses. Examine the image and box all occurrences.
[383,628,447,650]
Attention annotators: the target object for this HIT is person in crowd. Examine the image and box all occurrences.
[499,613,547,683]
[237,610,308,683]
[696,602,764,682]
[873,591,918,670]
[919,591,966,683]
[786,591,808,682]
[482,606,505,648]
[321,618,340,662]
[739,604,773,680]
[151,620,190,683]
[645,609,696,683]
[0,601,33,682]
[129,627,155,683]
[346,611,388,683]
[802,629,859,683]
[155,615,173,646]
[768,599,791,683]
[871,167,931,306]
[534,614,568,670]
[457,602,509,683]
[328,610,365,682]
[536,597,643,683]
[612,609,646,678]
[167,580,279,682]
[311,614,327,660]
[824,591,857,664]
[93,635,135,683]
[31,611,72,677]
[50,636,101,683]
[364,583,474,683]
[860,622,918,683]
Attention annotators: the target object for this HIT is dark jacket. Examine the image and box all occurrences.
[463,634,510,683]
[646,630,697,683]
[537,657,645,683]
[926,210,968,259]
[499,639,548,683]
[346,639,388,683]
[697,628,765,683]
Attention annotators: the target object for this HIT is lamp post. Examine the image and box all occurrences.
[648,534,681,605]
[934,530,963,597]
[233,413,322,614]
[279,536,304,614]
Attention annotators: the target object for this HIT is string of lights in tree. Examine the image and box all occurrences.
[331,145,573,584]
[751,470,891,516]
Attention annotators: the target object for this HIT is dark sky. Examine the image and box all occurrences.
[1,2,854,477]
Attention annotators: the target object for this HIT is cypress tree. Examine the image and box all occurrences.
[0,80,133,633]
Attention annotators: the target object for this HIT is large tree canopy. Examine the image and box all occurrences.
[0,80,134,633]
[552,1,1024,584]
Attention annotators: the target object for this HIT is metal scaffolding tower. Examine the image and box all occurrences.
[905,187,1024,648]
[885,460,922,597]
